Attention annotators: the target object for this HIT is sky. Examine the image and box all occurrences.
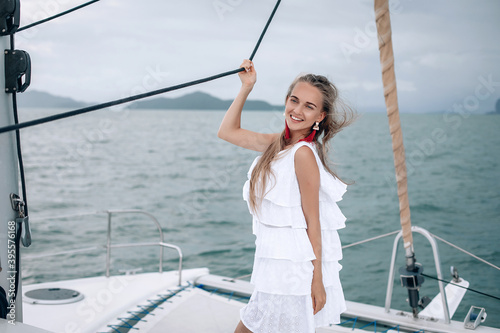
[13,0,500,113]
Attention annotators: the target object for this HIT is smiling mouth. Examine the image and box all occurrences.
[290,115,303,121]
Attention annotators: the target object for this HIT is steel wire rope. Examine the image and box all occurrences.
[426,232,500,302]
[0,0,282,135]
[430,232,500,271]
[342,230,400,249]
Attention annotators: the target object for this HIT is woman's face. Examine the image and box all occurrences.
[284,82,325,138]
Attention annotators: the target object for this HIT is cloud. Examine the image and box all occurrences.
[417,52,466,69]
[12,0,500,113]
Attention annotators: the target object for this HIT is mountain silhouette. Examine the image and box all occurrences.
[130,91,281,111]
[17,90,89,108]
[17,90,282,111]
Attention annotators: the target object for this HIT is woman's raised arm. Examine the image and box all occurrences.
[217,60,278,152]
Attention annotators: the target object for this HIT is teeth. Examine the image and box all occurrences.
[291,115,302,121]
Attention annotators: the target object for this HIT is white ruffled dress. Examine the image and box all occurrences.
[240,141,347,333]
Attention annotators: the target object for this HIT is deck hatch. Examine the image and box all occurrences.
[23,288,84,305]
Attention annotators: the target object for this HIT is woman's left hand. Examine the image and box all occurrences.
[311,276,326,315]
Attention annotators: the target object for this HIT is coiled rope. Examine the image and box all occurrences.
[0,0,282,135]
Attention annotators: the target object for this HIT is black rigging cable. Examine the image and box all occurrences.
[17,0,101,33]
[8,35,28,219]
[0,0,282,135]
[421,273,500,302]
[0,68,244,134]
[249,0,281,61]
[9,34,27,303]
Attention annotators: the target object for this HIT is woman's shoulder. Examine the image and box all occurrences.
[293,142,320,176]
[280,141,317,156]
[294,143,316,159]
[292,141,319,161]
[273,141,319,167]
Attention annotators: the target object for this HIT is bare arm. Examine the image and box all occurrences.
[217,60,278,152]
[295,146,326,315]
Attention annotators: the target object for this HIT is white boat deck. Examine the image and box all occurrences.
[14,269,499,333]
[342,300,499,333]
[22,268,208,332]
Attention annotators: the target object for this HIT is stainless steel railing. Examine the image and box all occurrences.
[385,226,449,323]
[104,209,183,285]
[24,209,183,285]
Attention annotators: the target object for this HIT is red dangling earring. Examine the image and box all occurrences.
[285,120,290,139]
[299,130,316,143]
[298,121,319,143]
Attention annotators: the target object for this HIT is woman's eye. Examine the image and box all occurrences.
[307,105,313,109]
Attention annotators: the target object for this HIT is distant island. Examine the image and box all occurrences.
[17,90,89,109]
[130,91,283,111]
[490,98,500,114]
[17,90,283,111]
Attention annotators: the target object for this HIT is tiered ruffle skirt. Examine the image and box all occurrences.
[240,143,347,332]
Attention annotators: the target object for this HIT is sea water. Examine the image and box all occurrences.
[17,108,500,327]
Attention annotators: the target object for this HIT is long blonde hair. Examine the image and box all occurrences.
[248,74,355,212]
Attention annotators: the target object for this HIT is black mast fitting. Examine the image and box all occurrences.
[0,0,20,36]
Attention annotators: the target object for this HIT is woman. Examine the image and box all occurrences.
[218,59,353,333]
